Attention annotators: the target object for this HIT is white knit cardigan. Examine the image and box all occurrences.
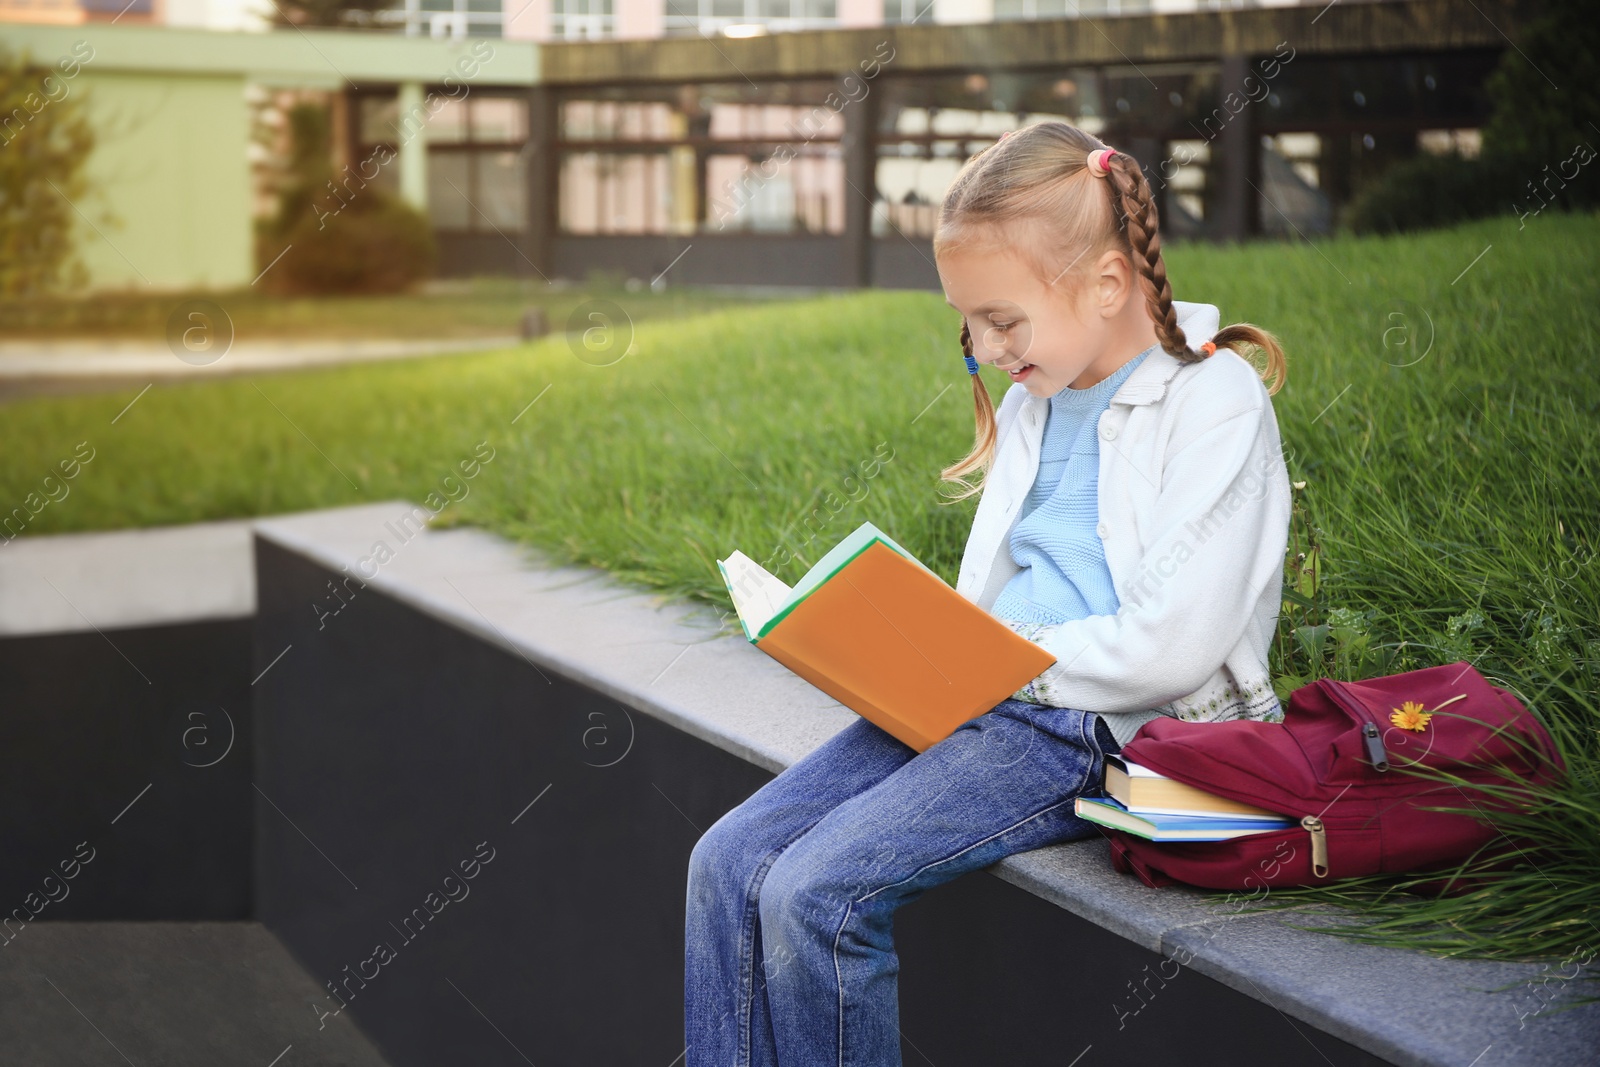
[954,301,1292,746]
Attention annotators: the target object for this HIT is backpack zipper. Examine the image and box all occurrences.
[1360,722,1390,772]
[1300,815,1330,877]
[1323,682,1391,772]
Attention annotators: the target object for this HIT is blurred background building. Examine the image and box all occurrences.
[0,0,1512,291]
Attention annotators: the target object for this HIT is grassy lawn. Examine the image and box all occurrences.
[0,276,802,341]
[2,215,1596,968]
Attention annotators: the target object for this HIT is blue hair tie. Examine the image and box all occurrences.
[964,354,979,375]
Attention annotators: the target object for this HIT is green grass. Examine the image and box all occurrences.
[2,215,1596,970]
[0,276,800,341]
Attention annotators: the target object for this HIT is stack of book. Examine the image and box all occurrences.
[1075,756,1293,841]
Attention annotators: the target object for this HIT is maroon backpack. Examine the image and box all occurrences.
[1104,661,1566,892]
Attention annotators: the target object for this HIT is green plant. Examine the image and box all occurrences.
[273,192,437,295]
[1345,153,1517,236]
[260,101,436,295]
[1479,0,1600,210]
[1346,0,1600,234]
[0,44,96,296]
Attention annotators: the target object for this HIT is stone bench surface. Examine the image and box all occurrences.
[0,517,255,636]
[7,501,1597,1067]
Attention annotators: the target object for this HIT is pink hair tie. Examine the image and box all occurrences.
[1087,148,1116,176]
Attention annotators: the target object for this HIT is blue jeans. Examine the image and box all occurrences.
[684,699,1121,1067]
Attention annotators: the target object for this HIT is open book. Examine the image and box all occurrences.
[719,522,1056,752]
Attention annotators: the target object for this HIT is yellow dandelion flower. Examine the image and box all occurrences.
[1389,700,1433,732]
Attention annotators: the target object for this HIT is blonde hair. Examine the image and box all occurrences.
[934,121,1286,497]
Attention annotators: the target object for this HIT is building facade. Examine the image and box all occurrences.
[1,0,1516,292]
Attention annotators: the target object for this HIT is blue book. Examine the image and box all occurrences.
[1075,796,1294,841]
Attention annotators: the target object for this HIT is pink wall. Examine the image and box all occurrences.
[503,0,550,40]
[838,0,882,27]
[616,0,664,39]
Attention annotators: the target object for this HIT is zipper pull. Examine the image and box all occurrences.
[1362,722,1390,772]
[1301,815,1329,878]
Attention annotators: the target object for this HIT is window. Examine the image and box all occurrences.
[880,0,929,24]
[872,71,1097,239]
[552,0,614,40]
[662,0,836,38]
[386,0,506,38]
[993,0,1137,18]
[1160,138,1210,231]
[1417,128,1481,159]
[1259,133,1331,235]
[556,81,848,235]
[355,93,530,234]
[874,67,1229,238]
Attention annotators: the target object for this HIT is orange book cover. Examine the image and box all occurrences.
[719,523,1056,752]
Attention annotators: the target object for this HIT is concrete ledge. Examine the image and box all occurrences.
[3,505,1592,1064]
[0,518,255,637]
[251,501,1600,1067]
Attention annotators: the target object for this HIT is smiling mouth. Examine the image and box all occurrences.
[1001,361,1034,380]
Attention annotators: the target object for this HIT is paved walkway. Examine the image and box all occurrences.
[0,336,520,402]
[0,923,393,1066]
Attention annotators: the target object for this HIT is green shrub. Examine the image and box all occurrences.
[268,191,437,295]
[259,101,436,295]
[1345,153,1514,235]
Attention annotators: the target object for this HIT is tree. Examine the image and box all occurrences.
[0,44,96,297]
[1347,0,1600,232]
[1479,0,1600,212]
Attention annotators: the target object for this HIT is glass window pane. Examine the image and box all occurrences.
[705,144,843,234]
[427,97,470,144]
[877,70,1117,137]
[872,148,961,238]
[472,98,528,143]
[428,152,472,230]
[559,82,842,143]
[559,151,677,234]
[1259,135,1331,236]
[477,149,527,230]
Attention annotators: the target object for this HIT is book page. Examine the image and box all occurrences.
[786,522,940,609]
[1113,757,1167,779]
[718,551,792,641]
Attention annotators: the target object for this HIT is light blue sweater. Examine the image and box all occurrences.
[989,347,1153,626]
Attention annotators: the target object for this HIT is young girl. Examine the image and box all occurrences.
[684,121,1291,1067]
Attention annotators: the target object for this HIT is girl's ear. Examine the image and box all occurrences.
[1094,249,1136,318]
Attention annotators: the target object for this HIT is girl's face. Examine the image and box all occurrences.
[937,240,1139,397]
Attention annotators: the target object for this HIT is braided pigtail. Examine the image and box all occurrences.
[1101,151,1287,393]
[1102,152,1191,360]
[939,318,998,497]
